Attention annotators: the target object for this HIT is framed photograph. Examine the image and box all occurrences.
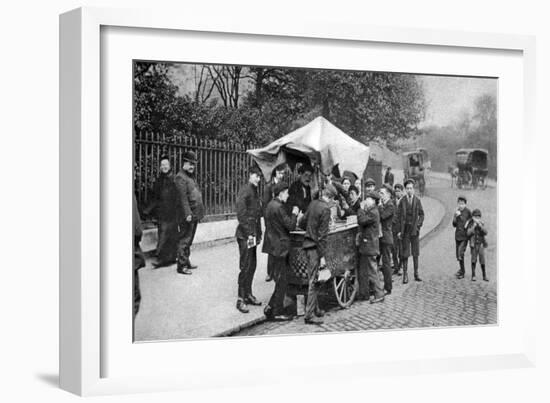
[60,6,536,396]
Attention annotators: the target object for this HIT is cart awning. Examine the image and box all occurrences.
[247,116,370,181]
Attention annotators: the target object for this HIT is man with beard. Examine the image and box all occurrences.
[263,182,302,321]
[288,164,314,213]
[262,163,287,282]
[145,156,179,268]
[235,166,264,313]
[174,151,205,275]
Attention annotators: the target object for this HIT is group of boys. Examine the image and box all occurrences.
[233,161,431,325]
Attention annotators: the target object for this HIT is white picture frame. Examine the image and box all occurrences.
[60,6,537,396]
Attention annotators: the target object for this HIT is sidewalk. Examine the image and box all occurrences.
[134,192,446,341]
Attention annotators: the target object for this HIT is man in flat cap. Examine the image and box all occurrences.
[453,195,472,279]
[378,184,395,295]
[364,177,377,193]
[288,163,314,214]
[235,166,264,313]
[396,178,424,284]
[357,190,385,303]
[263,182,302,321]
[299,184,337,325]
[174,151,205,275]
[262,163,288,282]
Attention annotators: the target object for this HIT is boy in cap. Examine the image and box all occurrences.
[262,163,287,282]
[466,209,489,281]
[378,184,395,295]
[235,166,264,313]
[299,184,338,325]
[357,190,385,303]
[364,177,377,193]
[453,196,472,279]
[396,178,424,283]
[263,182,302,321]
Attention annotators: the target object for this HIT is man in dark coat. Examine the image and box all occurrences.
[384,167,394,186]
[145,156,179,268]
[174,151,205,275]
[453,195,472,279]
[391,183,404,276]
[357,191,385,303]
[378,184,395,295]
[299,184,336,325]
[262,163,287,282]
[263,182,301,321]
[133,194,146,320]
[288,164,314,213]
[397,178,424,284]
[235,166,264,313]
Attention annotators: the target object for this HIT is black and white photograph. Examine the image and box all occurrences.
[132,61,497,341]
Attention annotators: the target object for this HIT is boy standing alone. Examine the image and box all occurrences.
[453,196,471,279]
[467,209,489,282]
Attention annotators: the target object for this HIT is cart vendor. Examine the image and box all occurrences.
[288,163,314,213]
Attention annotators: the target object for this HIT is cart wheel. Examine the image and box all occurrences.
[333,271,358,308]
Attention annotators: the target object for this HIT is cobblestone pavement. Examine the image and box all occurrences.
[232,176,497,337]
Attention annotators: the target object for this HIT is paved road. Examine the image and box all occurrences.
[232,175,497,337]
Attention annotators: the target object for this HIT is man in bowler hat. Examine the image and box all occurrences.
[235,166,264,313]
[396,178,424,284]
[174,151,205,275]
[263,182,302,321]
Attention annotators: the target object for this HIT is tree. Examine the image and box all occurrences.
[288,70,426,148]
[134,62,193,135]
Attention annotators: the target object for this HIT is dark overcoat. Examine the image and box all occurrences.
[397,195,424,237]
[453,208,472,241]
[235,182,263,241]
[299,199,330,259]
[378,199,394,245]
[288,180,312,213]
[262,198,297,257]
[174,170,205,222]
[357,205,380,256]
[148,172,178,221]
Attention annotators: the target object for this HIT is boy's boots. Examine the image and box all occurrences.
[413,256,422,282]
[481,264,488,281]
[402,260,409,284]
[471,262,477,281]
[455,260,465,279]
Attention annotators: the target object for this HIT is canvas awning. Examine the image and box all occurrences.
[247,116,370,181]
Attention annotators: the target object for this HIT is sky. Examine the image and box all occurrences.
[419,75,497,127]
